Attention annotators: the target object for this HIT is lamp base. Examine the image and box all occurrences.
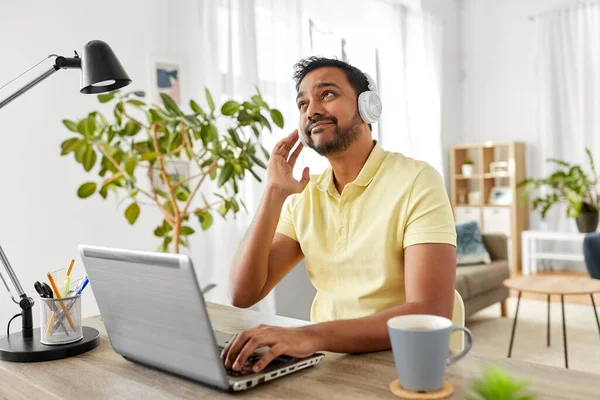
[0,326,100,362]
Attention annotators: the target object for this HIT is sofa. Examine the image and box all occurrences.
[456,233,510,318]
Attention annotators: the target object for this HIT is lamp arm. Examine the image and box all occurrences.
[0,53,81,111]
[0,65,59,110]
[0,245,34,337]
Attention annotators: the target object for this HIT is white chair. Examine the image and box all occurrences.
[450,289,465,351]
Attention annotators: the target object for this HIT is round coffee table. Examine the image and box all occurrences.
[503,276,600,369]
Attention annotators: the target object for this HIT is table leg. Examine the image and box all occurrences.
[591,294,600,338]
[562,295,568,369]
[508,291,522,358]
[547,294,551,347]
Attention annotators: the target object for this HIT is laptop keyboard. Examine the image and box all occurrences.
[219,346,292,377]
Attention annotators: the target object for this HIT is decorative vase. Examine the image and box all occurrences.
[462,164,474,176]
[576,212,599,233]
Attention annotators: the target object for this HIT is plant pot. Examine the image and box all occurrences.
[576,212,599,233]
[462,164,474,176]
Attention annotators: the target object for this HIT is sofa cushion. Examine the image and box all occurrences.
[456,221,491,265]
[455,260,510,299]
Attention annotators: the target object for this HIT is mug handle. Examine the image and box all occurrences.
[446,326,473,366]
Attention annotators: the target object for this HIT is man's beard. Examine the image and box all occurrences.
[304,112,362,157]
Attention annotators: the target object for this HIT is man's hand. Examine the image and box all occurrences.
[221,324,322,373]
[267,130,310,197]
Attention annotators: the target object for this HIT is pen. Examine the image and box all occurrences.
[50,277,89,334]
[47,273,75,330]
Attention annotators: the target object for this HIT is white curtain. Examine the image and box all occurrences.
[534,2,600,234]
[196,0,304,313]
[374,2,444,175]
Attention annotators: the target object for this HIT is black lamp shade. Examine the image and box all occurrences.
[80,40,131,94]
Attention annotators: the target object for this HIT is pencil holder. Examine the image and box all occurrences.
[39,294,83,345]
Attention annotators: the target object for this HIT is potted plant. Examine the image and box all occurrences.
[462,159,475,176]
[467,365,536,400]
[518,149,600,233]
[60,88,284,253]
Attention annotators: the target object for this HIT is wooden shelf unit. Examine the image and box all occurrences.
[450,142,529,273]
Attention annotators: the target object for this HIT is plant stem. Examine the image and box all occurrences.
[122,106,150,130]
[150,123,182,253]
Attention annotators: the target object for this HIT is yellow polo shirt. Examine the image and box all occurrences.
[276,142,456,323]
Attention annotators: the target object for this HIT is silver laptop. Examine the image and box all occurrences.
[79,245,324,392]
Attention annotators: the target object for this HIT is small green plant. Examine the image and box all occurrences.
[518,148,599,219]
[467,365,536,400]
[463,159,474,165]
[60,88,284,253]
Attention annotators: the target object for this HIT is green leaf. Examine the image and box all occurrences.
[98,92,116,103]
[231,198,240,212]
[250,154,267,169]
[210,168,217,180]
[157,236,172,253]
[260,144,270,160]
[238,110,252,124]
[99,184,109,199]
[228,129,243,147]
[197,211,213,230]
[259,114,272,132]
[122,121,141,136]
[77,182,97,198]
[78,116,96,138]
[270,109,284,129]
[252,95,267,108]
[218,163,234,187]
[248,168,262,182]
[60,138,84,155]
[107,126,117,143]
[126,99,146,107]
[83,146,97,172]
[221,100,241,116]
[125,157,137,176]
[207,123,218,142]
[205,88,215,114]
[62,119,79,132]
[218,203,229,217]
[161,93,183,116]
[190,99,205,116]
[75,144,88,163]
[125,202,140,225]
[154,226,165,237]
[180,226,195,235]
[140,152,158,162]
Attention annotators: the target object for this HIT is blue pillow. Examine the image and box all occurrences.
[456,221,491,265]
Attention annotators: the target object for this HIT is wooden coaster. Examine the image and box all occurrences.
[389,379,454,400]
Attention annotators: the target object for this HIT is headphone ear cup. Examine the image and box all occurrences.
[358,91,382,124]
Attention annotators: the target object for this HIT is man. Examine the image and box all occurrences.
[222,57,457,373]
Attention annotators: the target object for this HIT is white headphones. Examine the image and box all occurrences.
[357,73,382,124]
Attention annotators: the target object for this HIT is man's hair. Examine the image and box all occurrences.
[292,56,370,97]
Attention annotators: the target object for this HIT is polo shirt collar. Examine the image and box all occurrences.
[316,141,387,194]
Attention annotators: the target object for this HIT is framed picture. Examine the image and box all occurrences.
[151,160,190,192]
[148,55,182,106]
[488,186,512,205]
[489,161,510,177]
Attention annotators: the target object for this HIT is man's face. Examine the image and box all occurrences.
[296,67,363,156]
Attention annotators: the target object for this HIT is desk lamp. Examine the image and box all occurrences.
[0,40,131,361]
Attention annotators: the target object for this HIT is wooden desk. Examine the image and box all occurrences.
[1,303,598,399]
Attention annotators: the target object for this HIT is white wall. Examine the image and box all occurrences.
[0,0,210,329]
[461,0,567,176]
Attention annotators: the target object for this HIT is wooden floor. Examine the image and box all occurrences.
[509,270,599,306]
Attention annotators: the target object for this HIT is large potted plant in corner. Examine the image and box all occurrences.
[518,148,600,233]
[60,88,284,253]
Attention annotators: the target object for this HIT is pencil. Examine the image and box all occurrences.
[66,259,75,276]
[47,273,75,330]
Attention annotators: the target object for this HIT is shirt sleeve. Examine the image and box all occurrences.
[402,166,457,248]
[275,195,298,242]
